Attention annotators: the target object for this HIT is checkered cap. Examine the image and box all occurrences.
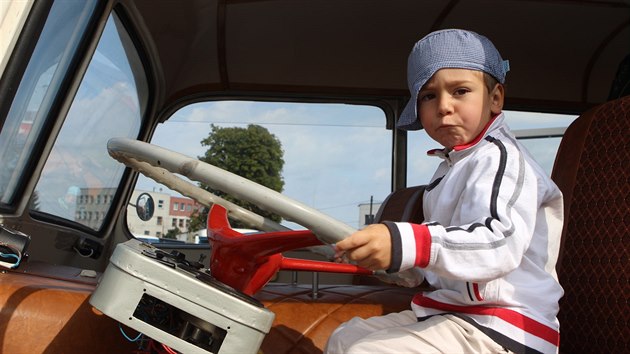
[397,29,510,130]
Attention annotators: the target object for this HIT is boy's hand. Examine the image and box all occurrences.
[334,224,392,271]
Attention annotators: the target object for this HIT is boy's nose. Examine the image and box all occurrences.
[437,95,453,116]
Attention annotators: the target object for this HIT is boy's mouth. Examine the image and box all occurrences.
[437,124,459,131]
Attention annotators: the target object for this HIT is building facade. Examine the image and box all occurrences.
[127,189,201,242]
[75,187,117,230]
[357,200,382,229]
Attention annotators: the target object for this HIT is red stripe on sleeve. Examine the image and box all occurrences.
[411,224,431,268]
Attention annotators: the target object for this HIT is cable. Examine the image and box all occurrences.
[118,323,143,342]
[166,119,382,128]
[73,246,94,258]
[149,340,179,354]
[0,243,22,269]
[161,343,179,354]
[0,252,20,268]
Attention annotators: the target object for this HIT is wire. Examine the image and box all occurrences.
[149,340,179,354]
[118,323,143,342]
[0,243,22,269]
[73,246,94,258]
[166,119,382,128]
[0,252,20,268]
[161,343,179,354]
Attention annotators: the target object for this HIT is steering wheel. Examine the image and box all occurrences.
[108,137,357,243]
[108,138,370,294]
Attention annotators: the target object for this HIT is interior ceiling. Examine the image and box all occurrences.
[125,0,630,116]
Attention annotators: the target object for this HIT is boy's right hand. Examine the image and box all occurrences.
[334,224,392,271]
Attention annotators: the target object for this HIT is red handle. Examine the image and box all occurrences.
[280,257,373,275]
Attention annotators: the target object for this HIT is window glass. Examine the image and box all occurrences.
[129,101,390,243]
[0,0,98,206]
[32,13,147,231]
[505,111,577,174]
[406,129,443,187]
[407,110,578,186]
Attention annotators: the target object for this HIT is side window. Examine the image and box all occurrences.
[406,129,442,187]
[505,111,577,174]
[0,0,98,207]
[128,101,390,243]
[406,110,577,186]
[32,12,148,231]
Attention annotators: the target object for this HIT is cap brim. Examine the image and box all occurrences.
[396,97,422,131]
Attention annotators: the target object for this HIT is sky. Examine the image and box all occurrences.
[137,101,576,231]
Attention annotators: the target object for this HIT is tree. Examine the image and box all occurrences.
[164,227,180,240]
[189,124,285,231]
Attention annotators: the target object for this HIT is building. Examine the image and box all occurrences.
[127,189,201,242]
[169,196,197,233]
[357,200,382,229]
[75,187,117,230]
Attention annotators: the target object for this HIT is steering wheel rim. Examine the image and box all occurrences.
[108,137,357,244]
[114,146,289,233]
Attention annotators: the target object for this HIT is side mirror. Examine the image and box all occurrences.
[136,193,155,221]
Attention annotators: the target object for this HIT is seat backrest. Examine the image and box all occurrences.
[551,95,630,353]
[345,185,426,286]
[374,185,426,224]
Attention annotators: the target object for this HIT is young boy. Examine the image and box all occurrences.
[326,29,564,354]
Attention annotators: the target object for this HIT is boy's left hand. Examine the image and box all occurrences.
[334,224,392,271]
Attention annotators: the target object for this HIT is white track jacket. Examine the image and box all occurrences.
[384,113,564,354]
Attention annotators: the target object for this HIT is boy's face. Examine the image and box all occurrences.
[417,68,504,149]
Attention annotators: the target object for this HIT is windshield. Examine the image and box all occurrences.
[31,12,147,231]
[129,101,390,243]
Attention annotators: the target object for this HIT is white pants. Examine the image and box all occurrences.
[324,311,512,354]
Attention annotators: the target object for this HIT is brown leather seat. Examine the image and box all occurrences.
[257,284,417,354]
[374,185,426,224]
[551,95,630,353]
[0,263,136,353]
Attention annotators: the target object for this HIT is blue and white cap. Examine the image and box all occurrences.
[397,29,510,131]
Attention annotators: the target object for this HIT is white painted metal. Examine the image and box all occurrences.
[0,0,34,79]
[108,137,357,243]
[90,239,274,354]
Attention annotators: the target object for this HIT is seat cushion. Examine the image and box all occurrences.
[0,265,136,353]
[256,284,416,354]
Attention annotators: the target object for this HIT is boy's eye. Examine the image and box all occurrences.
[454,88,470,96]
[418,93,435,101]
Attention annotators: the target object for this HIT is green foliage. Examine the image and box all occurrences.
[164,227,180,239]
[188,208,205,237]
[190,124,285,230]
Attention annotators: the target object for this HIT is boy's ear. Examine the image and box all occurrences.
[490,84,505,114]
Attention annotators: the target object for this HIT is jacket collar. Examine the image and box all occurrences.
[427,112,505,159]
